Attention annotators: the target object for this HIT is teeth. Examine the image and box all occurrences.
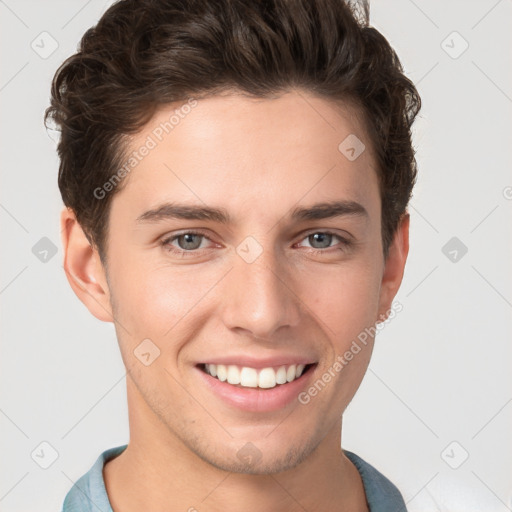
[240,367,258,387]
[203,363,310,389]
[276,366,287,384]
[286,365,296,382]
[227,365,241,385]
[258,368,276,388]
[216,364,227,382]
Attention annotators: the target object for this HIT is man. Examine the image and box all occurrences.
[47,0,421,510]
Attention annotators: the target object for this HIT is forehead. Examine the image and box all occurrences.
[113,90,379,223]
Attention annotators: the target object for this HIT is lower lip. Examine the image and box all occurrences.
[195,365,317,413]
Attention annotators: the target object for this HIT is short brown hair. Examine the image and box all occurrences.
[45,0,421,263]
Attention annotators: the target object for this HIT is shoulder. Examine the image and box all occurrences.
[61,445,127,512]
[343,449,407,512]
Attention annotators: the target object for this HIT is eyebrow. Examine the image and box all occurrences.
[135,200,368,224]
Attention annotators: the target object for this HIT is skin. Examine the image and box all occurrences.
[61,89,409,512]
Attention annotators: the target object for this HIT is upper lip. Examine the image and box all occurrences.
[197,355,317,369]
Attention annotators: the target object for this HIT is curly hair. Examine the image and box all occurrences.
[45,0,421,263]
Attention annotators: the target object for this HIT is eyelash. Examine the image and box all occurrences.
[160,230,352,257]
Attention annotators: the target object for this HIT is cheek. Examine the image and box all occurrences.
[297,261,382,342]
[107,253,226,343]
[107,266,208,376]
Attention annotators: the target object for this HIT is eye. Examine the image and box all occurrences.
[161,231,213,255]
[160,229,352,258]
[296,231,351,252]
[174,233,204,250]
[304,232,334,249]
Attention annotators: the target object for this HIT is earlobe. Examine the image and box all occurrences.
[376,213,410,322]
[60,207,114,323]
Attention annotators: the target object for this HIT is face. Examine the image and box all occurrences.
[67,90,407,475]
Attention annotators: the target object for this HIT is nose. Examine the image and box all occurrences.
[219,245,302,341]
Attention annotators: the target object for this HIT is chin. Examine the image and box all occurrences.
[188,433,319,475]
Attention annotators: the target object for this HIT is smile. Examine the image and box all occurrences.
[200,363,315,389]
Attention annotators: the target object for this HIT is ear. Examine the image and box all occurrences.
[376,213,410,322]
[60,207,114,322]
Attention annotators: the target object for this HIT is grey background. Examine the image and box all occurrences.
[1,0,511,510]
